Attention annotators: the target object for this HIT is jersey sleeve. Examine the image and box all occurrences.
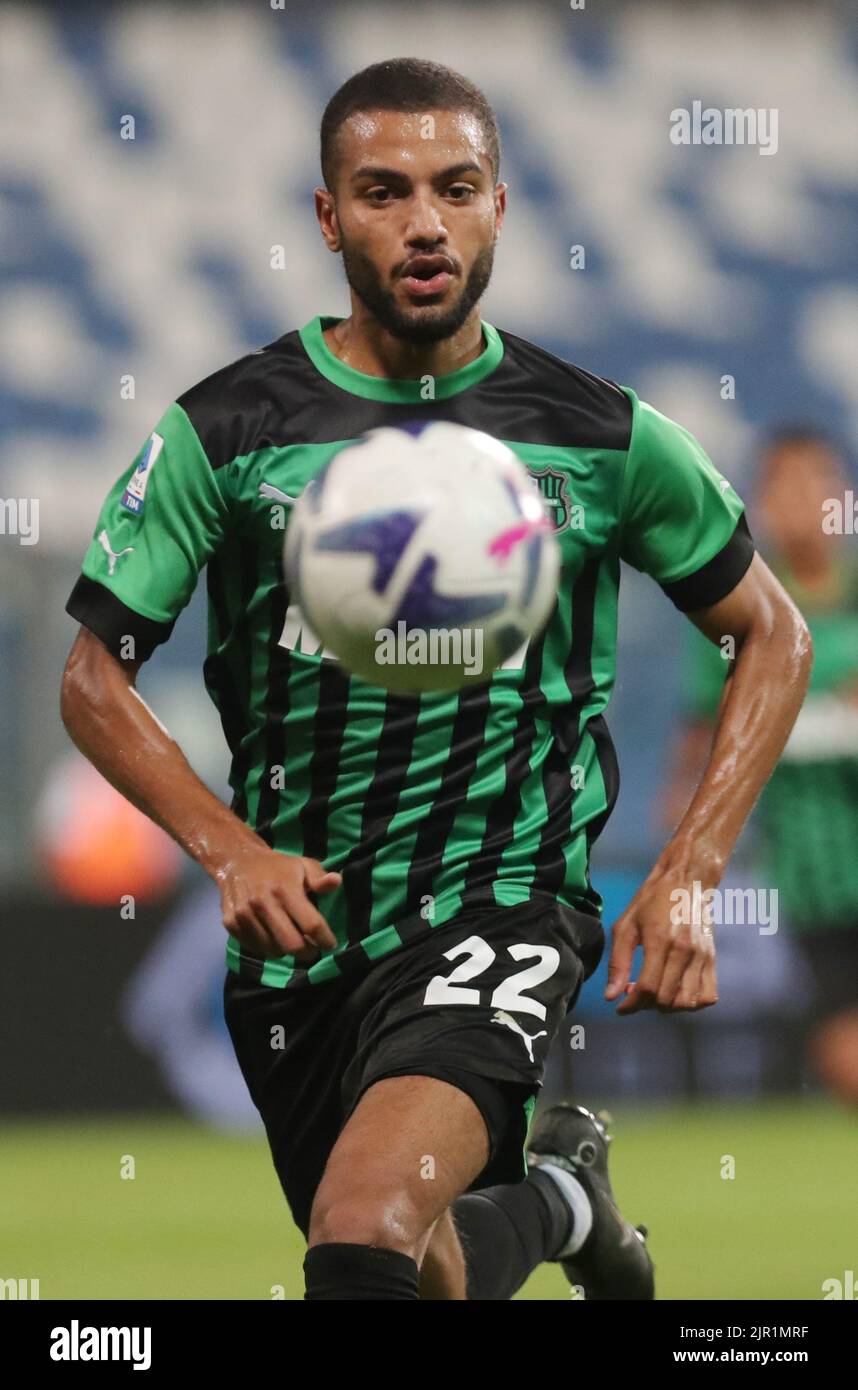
[618,389,755,611]
[65,401,232,660]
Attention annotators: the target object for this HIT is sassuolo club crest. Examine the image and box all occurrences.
[530,465,573,533]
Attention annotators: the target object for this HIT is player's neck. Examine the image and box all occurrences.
[322,306,486,381]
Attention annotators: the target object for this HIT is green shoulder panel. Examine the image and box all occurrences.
[80,401,233,624]
[617,388,746,584]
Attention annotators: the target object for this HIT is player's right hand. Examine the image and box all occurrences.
[605,861,719,1014]
[211,840,342,962]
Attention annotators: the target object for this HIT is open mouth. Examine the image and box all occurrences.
[400,255,455,297]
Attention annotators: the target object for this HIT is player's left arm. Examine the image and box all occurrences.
[608,396,813,1014]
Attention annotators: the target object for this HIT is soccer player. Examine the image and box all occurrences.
[60,59,812,1301]
[666,428,858,1104]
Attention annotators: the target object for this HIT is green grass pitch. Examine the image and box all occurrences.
[0,1100,851,1300]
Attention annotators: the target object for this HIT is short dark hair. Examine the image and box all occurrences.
[762,423,838,454]
[757,422,846,493]
[320,57,501,191]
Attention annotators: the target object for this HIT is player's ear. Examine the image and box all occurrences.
[314,187,341,252]
[493,182,508,240]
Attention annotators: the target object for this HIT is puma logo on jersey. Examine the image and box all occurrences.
[98,529,134,575]
[490,1009,548,1063]
[259,482,298,505]
[719,479,731,492]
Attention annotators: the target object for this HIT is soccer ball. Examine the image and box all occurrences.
[283,420,561,693]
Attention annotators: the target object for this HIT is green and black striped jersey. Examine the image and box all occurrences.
[67,314,754,989]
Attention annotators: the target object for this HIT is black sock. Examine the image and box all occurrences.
[452,1169,573,1300]
[304,1242,420,1300]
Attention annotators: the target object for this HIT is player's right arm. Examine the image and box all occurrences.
[60,403,339,963]
[609,394,812,1014]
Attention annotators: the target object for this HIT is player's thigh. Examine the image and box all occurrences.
[308,1073,490,1250]
[224,969,358,1238]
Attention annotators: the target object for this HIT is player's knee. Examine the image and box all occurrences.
[308,1187,419,1252]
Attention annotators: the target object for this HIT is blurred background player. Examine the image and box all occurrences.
[665,429,858,1105]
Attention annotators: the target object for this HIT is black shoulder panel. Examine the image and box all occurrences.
[175,331,316,469]
[174,324,634,462]
[483,328,633,450]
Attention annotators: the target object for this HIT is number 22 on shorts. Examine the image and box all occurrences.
[422,934,559,1020]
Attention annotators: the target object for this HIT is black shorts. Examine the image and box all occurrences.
[223,895,604,1237]
[796,925,858,1020]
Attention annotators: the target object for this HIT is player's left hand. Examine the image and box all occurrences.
[604,865,719,1015]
